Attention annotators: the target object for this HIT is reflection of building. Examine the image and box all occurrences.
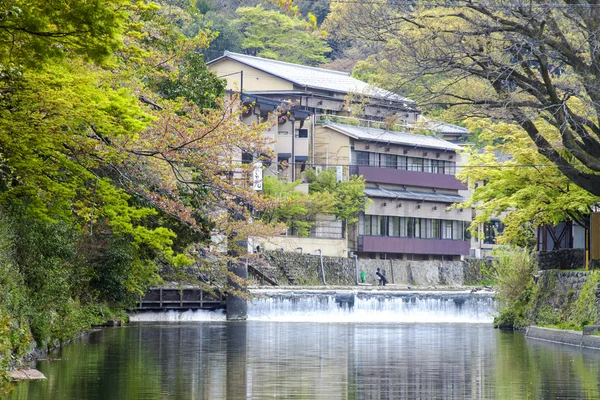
[208,52,473,259]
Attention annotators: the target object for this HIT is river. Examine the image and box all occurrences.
[9,290,600,399]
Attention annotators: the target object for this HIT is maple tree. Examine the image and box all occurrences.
[0,0,290,363]
[457,118,600,246]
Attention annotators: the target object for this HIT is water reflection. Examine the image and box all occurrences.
[9,323,600,399]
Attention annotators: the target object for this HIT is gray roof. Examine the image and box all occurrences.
[323,121,461,151]
[421,119,469,135]
[210,51,414,105]
[365,187,466,204]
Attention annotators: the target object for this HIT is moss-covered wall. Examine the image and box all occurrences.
[501,270,600,330]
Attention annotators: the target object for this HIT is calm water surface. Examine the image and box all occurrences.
[9,322,600,399]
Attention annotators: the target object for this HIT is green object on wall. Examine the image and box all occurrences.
[360,271,367,283]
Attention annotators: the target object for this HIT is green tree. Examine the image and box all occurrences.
[235,5,331,66]
[457,118,600,245]
[326,0,600,196]
[0,0,133,66]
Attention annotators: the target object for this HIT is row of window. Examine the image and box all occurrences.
[361,215,470,241]
[352,151,456,175]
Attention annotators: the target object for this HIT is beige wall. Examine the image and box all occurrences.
[367,198,471,222]
[314,126,351,166]
[257,236,349,258]
[209,59,293,92]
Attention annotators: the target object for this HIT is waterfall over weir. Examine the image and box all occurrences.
[248,290,495,323]
[130,290,496,323]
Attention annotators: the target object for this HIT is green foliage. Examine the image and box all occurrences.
[456,119,600,246]
[307,168,371,224]
[235,5,331,66]
[492,247,537,329]
[567,272,599,330]
[260,170,369,236]
[261,176,332,236]
[154,52,226,109]
[0,0,129,66]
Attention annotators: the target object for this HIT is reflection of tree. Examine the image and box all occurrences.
[494,331,600,399]
[11,325,600,399]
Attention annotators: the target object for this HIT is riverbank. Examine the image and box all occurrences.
[495,269,600,331]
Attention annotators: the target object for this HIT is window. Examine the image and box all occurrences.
[455,221,464,240]
[398,156,408,170]
[383,154,398,169]
[241,151,253,164]
[409,157,424,172]
[297,129,308,138]
[423,158,432,173]
[483,220,504,244]
[379,216,388,236]
[444,220,453,239]
[431,219,441,239]
[353,151,370,166]
[369,152,380,167]
[414,218,421,238]
[406,217,414,237]
[431,160,444,174]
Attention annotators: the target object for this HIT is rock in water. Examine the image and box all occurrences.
[9,368,46,381]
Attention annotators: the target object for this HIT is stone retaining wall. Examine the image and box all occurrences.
[536,249,585,270]
[252,251,469,286]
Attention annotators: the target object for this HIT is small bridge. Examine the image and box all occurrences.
[135,286,226,311]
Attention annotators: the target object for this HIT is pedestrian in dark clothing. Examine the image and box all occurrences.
[376,268,388,286]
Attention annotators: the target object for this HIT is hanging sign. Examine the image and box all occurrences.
[253,162,263,191]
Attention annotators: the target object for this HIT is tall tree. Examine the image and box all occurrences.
[234,5,331,66]
[328,0,600,195]
[457,118,600,245]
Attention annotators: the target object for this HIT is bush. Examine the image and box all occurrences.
[492,247,537,329]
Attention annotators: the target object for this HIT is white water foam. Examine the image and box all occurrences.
[128,290,496,323]
[129,309,226,322]
[247,290,496,323]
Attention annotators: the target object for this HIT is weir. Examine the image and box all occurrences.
[130,289,496,323]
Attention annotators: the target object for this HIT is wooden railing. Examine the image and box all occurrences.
[135,287,226,310]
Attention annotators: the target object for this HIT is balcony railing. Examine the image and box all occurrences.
[355,166,467,190]
[358,235,470,255]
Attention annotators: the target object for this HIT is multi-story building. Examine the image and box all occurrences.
[314,122,470,261]
[208,52,472,259]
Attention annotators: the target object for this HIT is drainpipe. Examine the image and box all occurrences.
[311,110,315,168]
[351,252,359,285]
[316,249,326,285]
[291,118,295,181]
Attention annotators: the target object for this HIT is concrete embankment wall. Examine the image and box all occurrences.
[526,326,600,350]
[251,252,486,286]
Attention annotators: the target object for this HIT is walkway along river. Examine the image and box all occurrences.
[9,289,600,399]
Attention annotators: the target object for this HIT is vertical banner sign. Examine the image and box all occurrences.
[253,162,263,191]
[336,166,343,182]
[591,213,600,261]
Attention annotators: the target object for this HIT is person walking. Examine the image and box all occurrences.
[376,268,388,286]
